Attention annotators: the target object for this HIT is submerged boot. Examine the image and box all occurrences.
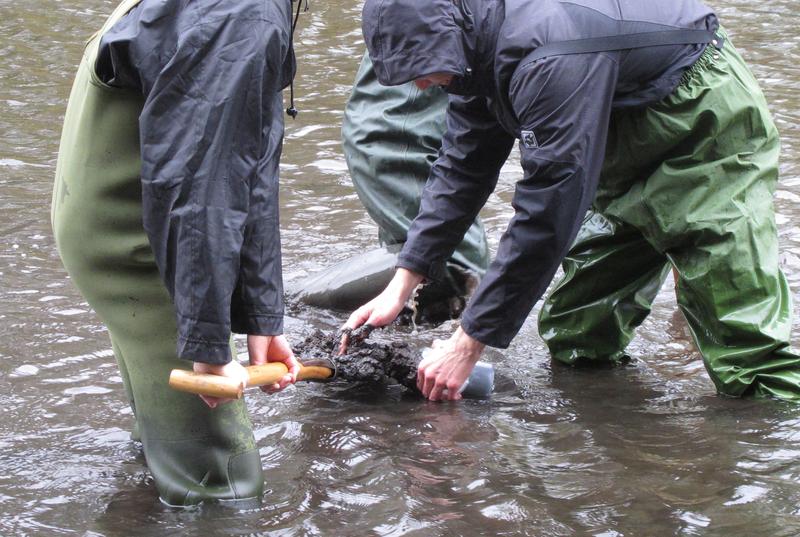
[290,246,478,324]
[110,317,265,507]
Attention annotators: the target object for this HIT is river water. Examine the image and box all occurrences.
[1,1,799,535]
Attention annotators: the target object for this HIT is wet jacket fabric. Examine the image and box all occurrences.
[362,0,718,348]
[96,0,295,363]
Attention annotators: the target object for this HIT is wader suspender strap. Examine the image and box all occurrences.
[522,29,724,66]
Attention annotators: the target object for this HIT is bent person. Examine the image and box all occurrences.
[52,0,300,505]
[345,0,800,401]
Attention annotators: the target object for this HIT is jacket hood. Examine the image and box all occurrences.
[362,0,470,86]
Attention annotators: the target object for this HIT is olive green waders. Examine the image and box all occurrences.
[342,53,490,278]
[293,53,489,313]
[539,32,800,400]
[51,0,263,505]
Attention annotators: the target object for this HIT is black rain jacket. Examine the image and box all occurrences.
[362,0,718,348]
[96,0,296,363]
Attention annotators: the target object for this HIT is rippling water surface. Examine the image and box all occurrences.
[1,0,799,535]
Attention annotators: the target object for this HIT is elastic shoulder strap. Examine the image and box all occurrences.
[522,29,724,65]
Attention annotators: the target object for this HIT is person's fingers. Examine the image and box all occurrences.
[421,367,438,399]
[351,324,366,340]
[367,301,404,327]
[274,346,300,383]
[199,394,234,408]
[365,310,385,326]
[273,373,293,390]
[258,364,297,392]
[287,359,301,382]
[199,394,217,408]
[337,332,350,356]
[344,305,372,330]
[194,360,248,406]
[416,360,428,393]
[263,378,288,392]
[350,324,376,345]
[259,336,299,386]
[428,377,446,401]
[445,380,463,401]
[339,322,380,355]
[260,382,282,394]
[417,350,437,392]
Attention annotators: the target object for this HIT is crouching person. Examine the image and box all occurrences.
[345,0,800,401]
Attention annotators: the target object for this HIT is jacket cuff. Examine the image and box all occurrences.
[459,311,512,349]
[231,312,284,336]
[396,251,447,282]
[177,337,233,365]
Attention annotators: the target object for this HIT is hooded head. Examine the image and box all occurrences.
[362,0,472,89]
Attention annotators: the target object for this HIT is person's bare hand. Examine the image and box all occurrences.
[417,327,485,401]
[339,292,405,353]
[248,334,300,393]
[193,360,250,409]
[339,268,424,354]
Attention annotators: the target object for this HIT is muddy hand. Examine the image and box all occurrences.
[340,268,425,354]
[337,324,376,355]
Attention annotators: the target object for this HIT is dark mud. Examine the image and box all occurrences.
[295,329,421,392]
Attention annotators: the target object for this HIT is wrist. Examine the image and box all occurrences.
[193,360,232,375]
[247,333,277,340]
[454,326,485,358]
[387,268,424,302]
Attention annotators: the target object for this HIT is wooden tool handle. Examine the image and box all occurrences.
[169,362,334,399]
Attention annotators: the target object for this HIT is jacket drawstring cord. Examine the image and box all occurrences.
[286,0,308,119]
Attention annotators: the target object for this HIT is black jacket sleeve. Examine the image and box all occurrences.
[460,52,619,348]
[396,95,515,280]
[96,1,292,364]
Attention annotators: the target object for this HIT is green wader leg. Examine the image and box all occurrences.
[54,190,263,505]
[540,31,800,400]
[342,52,490,277]
[539,211,672,365]
[51,67,263,504]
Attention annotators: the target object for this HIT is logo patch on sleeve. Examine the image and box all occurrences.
[520,130,539,149]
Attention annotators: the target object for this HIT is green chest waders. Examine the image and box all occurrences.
[52,0,263,505]
[293,53,490,318]
[538,30,800,400]
[341,53,490,277]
